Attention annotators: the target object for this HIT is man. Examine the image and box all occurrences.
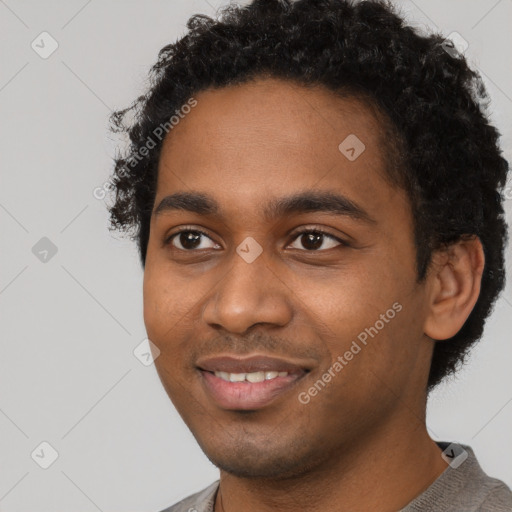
[107,0,512,510]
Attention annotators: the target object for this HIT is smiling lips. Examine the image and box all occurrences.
[196,354,312,410]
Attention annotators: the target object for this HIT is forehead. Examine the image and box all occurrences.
[155,77,401,222]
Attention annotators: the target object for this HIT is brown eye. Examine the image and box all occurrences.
[288,229,346,251]
[165,230,219,251]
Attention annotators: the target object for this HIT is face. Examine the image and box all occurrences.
[143,77,435,479]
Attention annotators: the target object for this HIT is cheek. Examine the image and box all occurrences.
[301,254,418,371]
[143,266,181,339]
[143,262,207,351]
[143,267,164,331]
[302,259,400,326]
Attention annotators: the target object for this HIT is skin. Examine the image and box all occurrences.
[143,77,485,512]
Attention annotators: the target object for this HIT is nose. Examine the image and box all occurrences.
[201,245,294,334]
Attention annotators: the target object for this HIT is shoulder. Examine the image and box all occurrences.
[401,443,512,512]
[456,444,512,512]
[475,478,512,512]
[157,480,220,512]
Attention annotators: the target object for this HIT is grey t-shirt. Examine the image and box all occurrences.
[160,442,512,512]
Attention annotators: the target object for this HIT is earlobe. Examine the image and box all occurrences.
[423,236,485,340]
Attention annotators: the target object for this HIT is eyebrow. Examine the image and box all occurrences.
[153,190,376,224]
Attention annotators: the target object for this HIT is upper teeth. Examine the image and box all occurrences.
[214,371,289,383]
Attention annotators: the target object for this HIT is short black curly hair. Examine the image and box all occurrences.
[107,0,509,391]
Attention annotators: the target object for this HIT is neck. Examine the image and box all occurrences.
[214,415,448,512]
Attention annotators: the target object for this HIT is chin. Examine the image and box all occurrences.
[197,436,327,480]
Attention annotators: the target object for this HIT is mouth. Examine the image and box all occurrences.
[196,354,313,410]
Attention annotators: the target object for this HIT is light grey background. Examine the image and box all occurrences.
[0,0,511,510]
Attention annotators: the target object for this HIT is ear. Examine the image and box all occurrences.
[423,235,485,340]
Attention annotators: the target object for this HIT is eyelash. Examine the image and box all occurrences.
[163,226,349,252]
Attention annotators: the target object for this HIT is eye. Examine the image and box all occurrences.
[164,229,220,251]
[163,227,348,252]
[288,228,347,251]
